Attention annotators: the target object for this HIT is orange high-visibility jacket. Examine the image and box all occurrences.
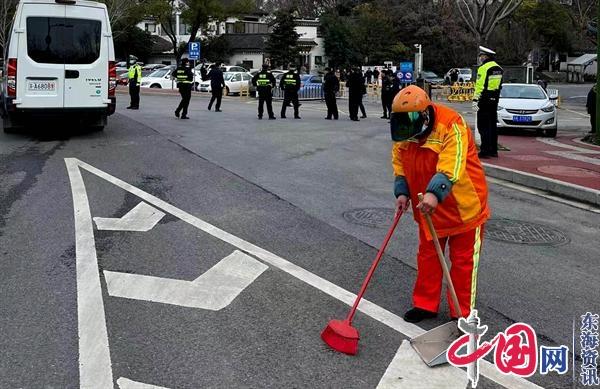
[391,103,490,238]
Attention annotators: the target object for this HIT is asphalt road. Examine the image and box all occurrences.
[1,93,598,389]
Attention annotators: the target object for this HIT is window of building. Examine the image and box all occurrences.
[145,23,156,33]
[315,56,323,65]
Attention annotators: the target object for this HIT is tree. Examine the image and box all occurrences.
[201,34,233,64]
[98,0,149,38]
[265,9,300,68]
[320,12,361,67]
[113,26,155,62]
[146,0,252,62]
[0,0,18,58]
[454,0,523,50]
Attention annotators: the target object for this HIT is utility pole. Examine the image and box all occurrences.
[175,0,181,46]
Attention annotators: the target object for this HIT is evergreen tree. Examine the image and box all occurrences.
[266,10,300,68]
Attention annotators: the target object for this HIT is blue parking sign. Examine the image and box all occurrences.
[188,42,200,60]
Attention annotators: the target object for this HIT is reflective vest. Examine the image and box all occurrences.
[283,74,297,86]
[175,67,193,84]
[128,64,142,83]
[257,73,273,87]
[391,103,489,239]
[474,60,503,102]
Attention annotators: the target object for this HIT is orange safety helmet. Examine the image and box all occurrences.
[392,85,432,113]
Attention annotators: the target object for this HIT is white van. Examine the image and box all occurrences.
[1,0,116,132]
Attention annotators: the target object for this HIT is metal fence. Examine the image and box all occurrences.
[272,86,324,100]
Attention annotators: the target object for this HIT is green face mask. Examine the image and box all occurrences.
[390,111,428,141]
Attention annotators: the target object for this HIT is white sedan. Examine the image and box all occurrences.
[140,67,203,90]
[496,83,557,137]
[198,72,253,95]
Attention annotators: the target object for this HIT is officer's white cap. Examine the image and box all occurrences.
[478,46,496,56]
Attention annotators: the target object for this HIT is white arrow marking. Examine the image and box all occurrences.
[104,250,267,310]
[66,158,542,389]
[117,377,169,389]
[377,341,468,389]
[94,202,165,231]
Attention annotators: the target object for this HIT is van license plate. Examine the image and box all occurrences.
[513,115,532,123]
[28,81,57,92]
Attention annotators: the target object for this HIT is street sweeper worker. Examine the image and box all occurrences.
[390,85,490,323]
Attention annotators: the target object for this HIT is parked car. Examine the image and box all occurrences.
[142,63,166,71]
[198,72,253,95]
[421,70,444,85]
[444,68,473,84]
[1,0,116,132]
[299,74,323,95]
[117,70,130,86]
[496,83,557,137]
[140,66,185,89]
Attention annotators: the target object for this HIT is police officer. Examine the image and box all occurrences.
[174,58,193,119]
[252,63,277,120]
[207,64,225,112]
[127,55,142,110]
[347,67,364,121]
[323,67,339,120]
[473,46,503,158]
[381,70,394,119]
[280,64,301,119]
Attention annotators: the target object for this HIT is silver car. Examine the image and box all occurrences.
[496,83,557,137]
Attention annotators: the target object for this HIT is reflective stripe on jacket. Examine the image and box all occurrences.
[391,103,490,238]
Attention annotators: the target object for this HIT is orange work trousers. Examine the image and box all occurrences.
[413,224,484,318]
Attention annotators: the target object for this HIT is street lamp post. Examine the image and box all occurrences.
[414,44,423,79]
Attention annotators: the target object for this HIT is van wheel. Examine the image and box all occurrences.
[3,117,18,133]
[150,84,161,89]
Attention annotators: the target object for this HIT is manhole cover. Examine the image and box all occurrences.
[486,219,569,246]
[343,208,396,228]
[537,165,600,178]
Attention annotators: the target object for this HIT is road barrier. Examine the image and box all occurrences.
[446,82,475,102]
[239,85,250,99]
[272,85,324,100]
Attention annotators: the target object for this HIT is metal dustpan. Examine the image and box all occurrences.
[411,321,461,366]
[410,193,463,366]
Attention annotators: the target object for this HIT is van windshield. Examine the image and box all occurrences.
[27,17,101,64]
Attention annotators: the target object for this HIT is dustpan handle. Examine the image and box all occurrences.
[346,208,403,323]
[418,193,463,319]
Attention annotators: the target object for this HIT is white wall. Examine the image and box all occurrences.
[295,26,317,39]
[229,53,264,69]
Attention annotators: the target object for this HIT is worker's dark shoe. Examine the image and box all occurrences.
[380,115,388,119]
[294,116,301,119]
[281,116,286,119]
[215,109,222,112]
[181,116,189,119]
[268,116,276,120]
[325,117,332,120]
[175,110,180,118]
[489,153,498,158]
[350,117,359,121]
[258,116,262,120]
[478,151,489,159]
[403,308,438,323]
[130,107,139,110]
[126,106,132,109]
[360,115,367,118]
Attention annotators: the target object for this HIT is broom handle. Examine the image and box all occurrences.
[418,193,463,319]
[346,208,403,324]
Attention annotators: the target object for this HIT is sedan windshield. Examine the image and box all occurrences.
[500,85,546,99]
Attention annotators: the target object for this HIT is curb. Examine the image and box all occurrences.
[483,163,600,206]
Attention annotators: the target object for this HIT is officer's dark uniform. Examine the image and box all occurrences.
[323,69,339,120]
[347,69,364,121]
[280,70,301,119]
[174,60,194,119]
[252,67,277,119]
[381,73,393,119]
[474,54,503,158]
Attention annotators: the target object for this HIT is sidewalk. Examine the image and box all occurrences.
[484,132,600,206]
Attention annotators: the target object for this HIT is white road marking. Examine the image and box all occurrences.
[94,202,165,231]
[104,250,267,310]
[558,107,590,117]
[377,341,468,388]
[487,177,600,214]
[67,158,542,389]
[65,159,113,389]
[536,137,600,166]
[117,377,169,389]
